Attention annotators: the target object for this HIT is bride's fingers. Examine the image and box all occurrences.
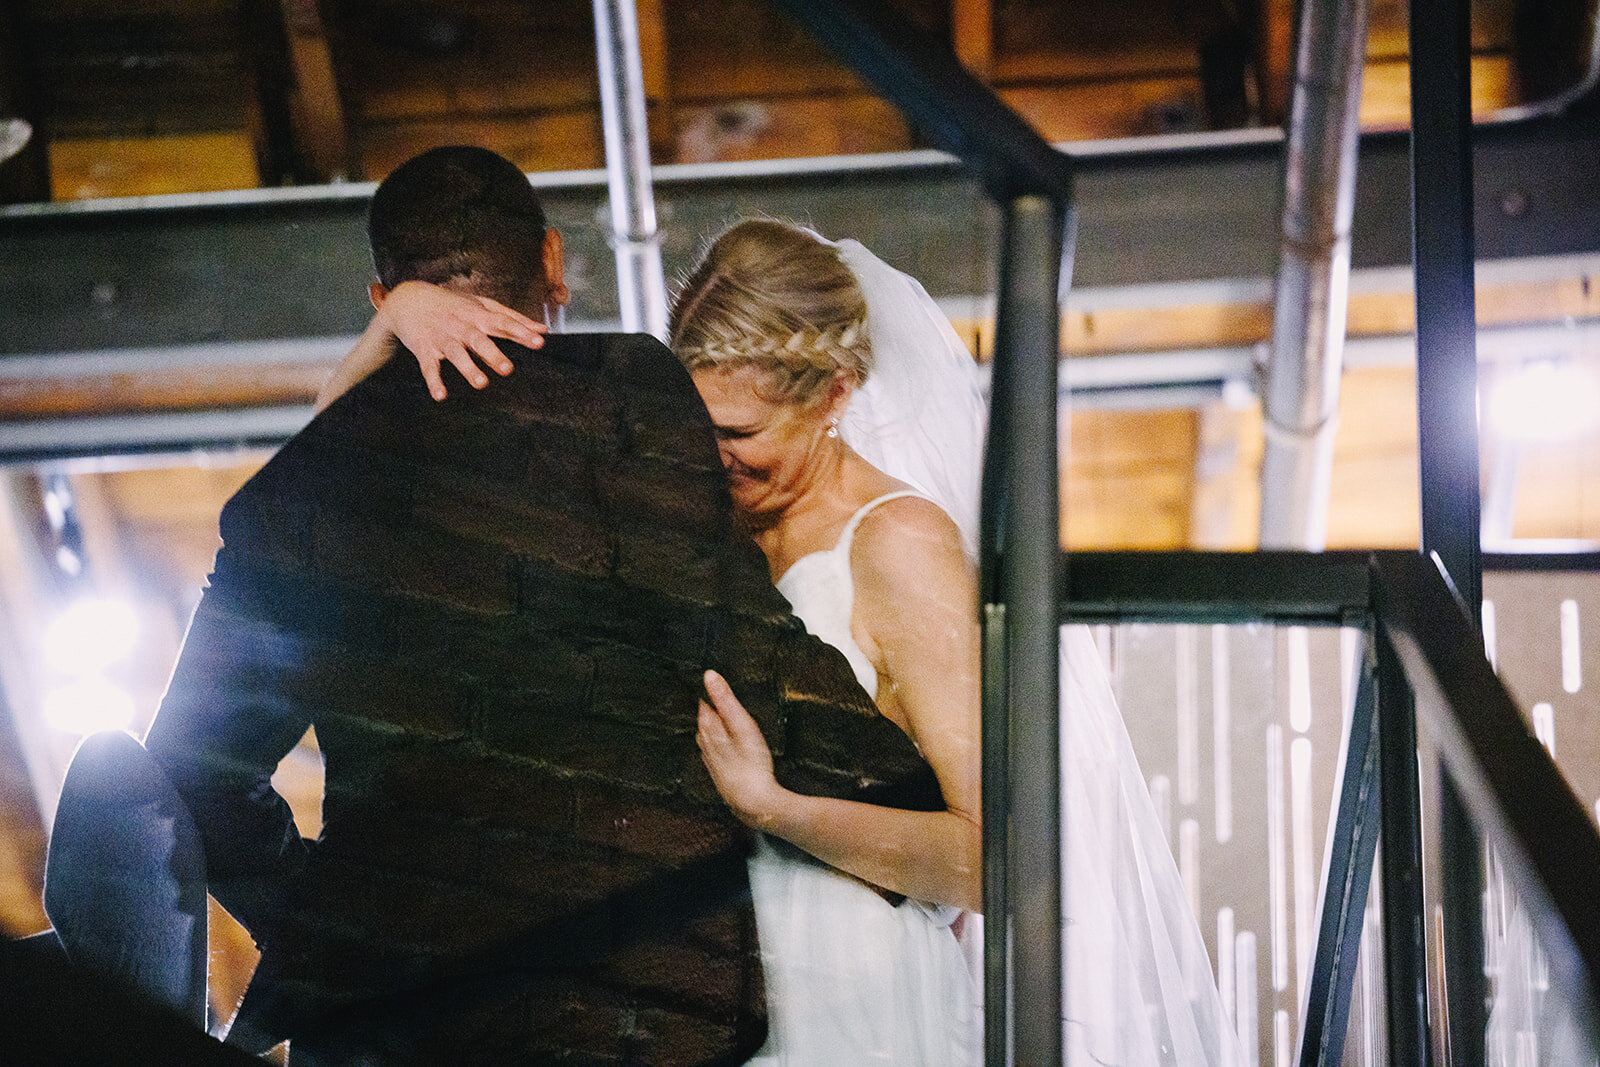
[697,699,731,748]
[703,670,740,712]
[477,302,547,348]
[702,672,770,759]
[418,357,449,402]
[464,328,515,376]
[471,293,545,326]
[461,296,546,350]
[442,341,490,389]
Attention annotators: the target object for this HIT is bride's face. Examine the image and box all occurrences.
[692,365,836,517]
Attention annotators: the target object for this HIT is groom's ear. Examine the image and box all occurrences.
[368,282,389,311]
[543,228,570,307]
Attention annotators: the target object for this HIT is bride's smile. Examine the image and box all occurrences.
[692,362,847,519]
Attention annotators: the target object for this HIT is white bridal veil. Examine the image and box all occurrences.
[831,235,1245,1066]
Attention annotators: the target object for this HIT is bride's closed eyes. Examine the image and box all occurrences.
[712,423,762,442]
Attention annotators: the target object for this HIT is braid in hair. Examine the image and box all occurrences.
[669,220,872,408]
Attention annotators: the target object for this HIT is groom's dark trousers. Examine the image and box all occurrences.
[43,332,941,1065]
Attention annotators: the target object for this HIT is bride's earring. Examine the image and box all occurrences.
[826,418,840,439]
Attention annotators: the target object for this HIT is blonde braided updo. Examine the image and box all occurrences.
[669,220,872,408]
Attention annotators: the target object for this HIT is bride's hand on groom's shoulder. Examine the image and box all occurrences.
[379,281,547,401]
[697,670,785,830]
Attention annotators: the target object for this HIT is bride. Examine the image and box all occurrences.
[337,218,1240,1065]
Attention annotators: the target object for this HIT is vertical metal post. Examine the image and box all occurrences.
[1409,0,1481,609]
[1409,0,1485,1060]
[980,602,1009,1064]
[985,193,1068,1066]
[592,0,668,338]
[1376,626,1434,1067]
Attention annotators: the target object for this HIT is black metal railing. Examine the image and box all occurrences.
[1066,549,1600,1067]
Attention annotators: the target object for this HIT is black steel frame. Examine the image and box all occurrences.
[1408,2,1488,1059]
[743,4,1600,1063]
[1068,549,1600,1067]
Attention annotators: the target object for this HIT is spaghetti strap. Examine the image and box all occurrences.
[836,490,935,558]
[750,480,978,1065]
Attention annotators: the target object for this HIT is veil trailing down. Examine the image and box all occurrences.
[831,236,1244,1066]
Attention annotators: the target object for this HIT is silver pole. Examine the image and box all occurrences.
[1256,0,1372,549]
[592,0,668,338]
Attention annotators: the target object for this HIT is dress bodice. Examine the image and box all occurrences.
[774,490,930,702]
[750,488,977,1066]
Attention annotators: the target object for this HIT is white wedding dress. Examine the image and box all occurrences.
[741,236,1242,1066]
[746,490,982,1066]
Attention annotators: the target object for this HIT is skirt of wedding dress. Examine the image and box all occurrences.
[744,834,981,1066]
[742,624,1241,1067]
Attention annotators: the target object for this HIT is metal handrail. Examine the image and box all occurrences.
[1061,549,1600,1066]
[1376,552,1600,1041]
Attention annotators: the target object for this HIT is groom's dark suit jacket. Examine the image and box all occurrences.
[141,332,942,1065]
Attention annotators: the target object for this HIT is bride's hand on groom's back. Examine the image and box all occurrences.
[697,670,785,830]
[379,281,547,401]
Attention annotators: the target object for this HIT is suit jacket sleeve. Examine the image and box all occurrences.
[143,591,312,944]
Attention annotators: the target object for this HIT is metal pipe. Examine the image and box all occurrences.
[988,192,1069,1066]
[1256,0,1373,549]
[591,0,667,338]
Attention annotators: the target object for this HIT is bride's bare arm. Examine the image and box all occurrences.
[315,307,395,412]
[697,500,982,911]
[315,281,547,412]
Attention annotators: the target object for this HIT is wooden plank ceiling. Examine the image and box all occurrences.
[1,0,1598,969]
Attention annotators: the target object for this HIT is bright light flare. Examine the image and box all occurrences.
[1490,361,1600,443]
[44,597,139,675]
[43,677,136,735]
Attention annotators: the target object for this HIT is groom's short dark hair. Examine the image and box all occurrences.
[368,145,547,309]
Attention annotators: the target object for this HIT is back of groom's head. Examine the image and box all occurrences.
[368,145,553,316]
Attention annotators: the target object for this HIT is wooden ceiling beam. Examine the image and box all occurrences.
[1256,0,1295,126]
[634,0,675,158]
[952,0,993,82]
[242,0,299,187]
[279,0,352,181]
[242,0,355,184]
[1168,0,1258,127]
[1510,0,1599,105]
[0,1,49,204]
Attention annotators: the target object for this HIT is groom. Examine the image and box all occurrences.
[41,146,940,1064]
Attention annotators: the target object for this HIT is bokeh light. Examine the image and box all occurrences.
[42,677,136,735]
[43,597,140,675]
[1489,360,1600,444]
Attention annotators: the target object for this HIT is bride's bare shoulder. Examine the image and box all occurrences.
[850,493,970,594]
